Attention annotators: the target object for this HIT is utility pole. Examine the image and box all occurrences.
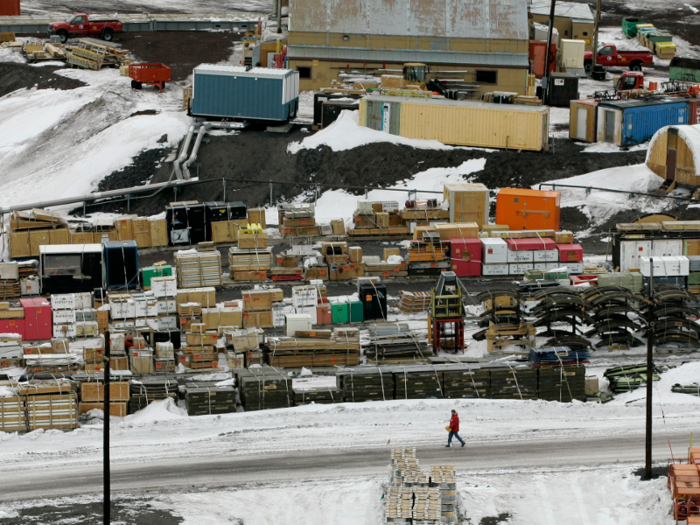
[542,0,557,104]
[104,331,111,524]
[591,0,602,76]
[645,260,654,480]
[276,0,282,34]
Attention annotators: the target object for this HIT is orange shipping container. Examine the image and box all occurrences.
[495,188,561,231]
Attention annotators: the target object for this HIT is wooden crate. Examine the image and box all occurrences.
[80,381,130,402]
[149,218,168,247]
[78,402,128,417]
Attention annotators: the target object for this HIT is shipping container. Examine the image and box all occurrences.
[190,65,299,122]
[359,96,550,152]
[0,0,20,16]
[689,100,700,126]
[569,99,599,142]
[547,72,579,108]
[669,57,700,84]
[529,40,556,78]
[652,239,683,257]
[614,239,652,271]
[443,183,489,225]
[597,98,689,146]
[646,125,700,187]
[40,244,103,296]
[495,188,561,231]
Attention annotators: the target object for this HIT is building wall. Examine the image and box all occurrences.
[530,15,594,50]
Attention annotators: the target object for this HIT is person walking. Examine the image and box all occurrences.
[446,409,465,448]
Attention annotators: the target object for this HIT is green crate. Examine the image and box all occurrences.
[348,300,363,323]
[689,272,700,285]
[331,301,349,324]
[141,265,173,288]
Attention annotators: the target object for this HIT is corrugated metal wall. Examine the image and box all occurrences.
[192,73,292,121]
[622,103,688,147]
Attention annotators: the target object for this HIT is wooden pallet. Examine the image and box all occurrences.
[485,322,536,354]
[397,291,432,313]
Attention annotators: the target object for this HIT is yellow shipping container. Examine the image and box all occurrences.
[360,96,550,151]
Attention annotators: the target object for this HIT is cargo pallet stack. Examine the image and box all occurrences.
[291,284,324,325]
[7,208,69,259]
[154,341,175,373]
[265,327,361,368]
[129,378,178,414]
[129,335,154,375]
[184,382,238,416]
[429,465,458,524]
[407,236,450,277]
[279,203,322,239]
[336,366,395,402]
[0,261,20,299]
[223,327,261,368]
[442,366,490,399]
[0,335,22,369]
[175,247,222,288]
[394,365,444,399]
[52,293,77,339]
[24,338,81,374]
[490,365,538,400]
[108,333,129,372]
[365,322,429,363]
[348,199,408,237]
[228,245,273,282]
[182,324,220,371]
[19,380,79,431]
[152,276,178,331]
[242,288,283,329]
[0,301,25,341]
[79,377,130,417]
[292,386,342,405]
[236,367,292,411]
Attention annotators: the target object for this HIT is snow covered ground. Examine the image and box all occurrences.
[19,0,272,17]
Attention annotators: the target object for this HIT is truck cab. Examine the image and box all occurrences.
[615,71,645,91]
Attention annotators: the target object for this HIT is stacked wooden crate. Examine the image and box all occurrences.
[0,262,20,299]
[180,325,220,370]
[18,380,79,431]
[8,209,70,258]
[442,366,490,399]
[278,203,322,238]
[490,366,537,400]
[336,366,395,402]
[349,200,409,237]
[175,249,222,288]
[265,327,361,367]
[394,365,444,399]
[236,367,292,411]
[242,289,283,329]
[78,380,130,417]
[185,383,238,416]
[293,386,342,405]
[0,396,26,432]
[228,247,273,281]
[128,378,178,414]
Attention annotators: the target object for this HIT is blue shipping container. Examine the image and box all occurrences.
[597,98,688,147]
[190,65,299,122]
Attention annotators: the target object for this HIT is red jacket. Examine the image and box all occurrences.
[450,414,459,432]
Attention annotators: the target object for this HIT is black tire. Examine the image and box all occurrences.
[101,29,114,42]
[630,62,642,72]
[57,30,68,44]
[131,80,143,90]
[584,61,592,74]
[161,82,166,89]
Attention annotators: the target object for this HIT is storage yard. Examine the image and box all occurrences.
[2,0,700,523]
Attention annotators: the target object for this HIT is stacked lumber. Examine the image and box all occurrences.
[336,366,395,402]
[10,209,67,230]
[175,250,222,288]
[237,368,292,411]
[0,281,20,300]
[394,365,444,399]
[228,247,273,280]
[442,366,490,399]
[537,365,586,402]
[24,353,81,374]
[0,396,26,432]
[265,327,361,367]
[365,323,430,363]
[181,327,220,370]
[185,383,238,416]
[18,380,79,431]
[397,291,431,313]
[8,209,72,258]
[128,378,178,414]
[293,387,342,405]
[489,366,537,400]
[429,465,458,523]
[67,39,127,70]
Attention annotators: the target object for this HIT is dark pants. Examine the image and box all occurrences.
[448,431,465,446]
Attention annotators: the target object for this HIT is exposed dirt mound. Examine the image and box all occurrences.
[0,63,85,98]
[96,147,168,193]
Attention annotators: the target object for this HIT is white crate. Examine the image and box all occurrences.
[109,298,136,319]
[295,305,318,325]
[110,333,126,352]
[21,278,40,296]
[51,294,75,310]
[481,238,508,264]
[533,249,559,262]
[134,298,158,318]
[152,277,177,298]
[53,323,77,339]
[52,309,76,324]
[506,250,533,263]
[292,285,318,308]
[74,292,93,310]
[508,263,534,275]
[0,262,19,281]
[481,264,508,276]
[156,299,177,315]
[564,262,584,275]
[158,316,178,330]
[285,313,313,337]
[155,342,174,359]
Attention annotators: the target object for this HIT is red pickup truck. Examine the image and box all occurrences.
[584,43,654,72]
[48,13,123,44]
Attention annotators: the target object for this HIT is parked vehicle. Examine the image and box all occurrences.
[584,43,654,72]
[48,13,123,43]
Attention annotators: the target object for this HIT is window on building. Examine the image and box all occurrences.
[476,70,497,84]
[582,32,589,36]
[297,66,311,79]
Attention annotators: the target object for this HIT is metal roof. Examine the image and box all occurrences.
[194,64,295,78]
[290,0,528,40]
[530,1,594,22]
[598,97,688,109]
[40,244,103,254]
[364,94,550,113]
[288,45,529,68]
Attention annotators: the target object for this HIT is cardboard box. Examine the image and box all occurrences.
[243,310,273,328]
[202,307,242,330]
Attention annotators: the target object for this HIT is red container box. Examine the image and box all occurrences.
[571,275,597,286]
[451,259,481,277]
[0,0,20,16]
[316,304,332,325]
[0,319,25,339]
[20,297,53,341]
[557,243,584,262]
[506,238,556,251]
[449,238,482,262]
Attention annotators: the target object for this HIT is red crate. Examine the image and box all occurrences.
[506,238,556,251]
[448,238,482,262]
[557,243,584,262]
[451,259,481,277]
[0,319,25,339]
[20,297,52,341]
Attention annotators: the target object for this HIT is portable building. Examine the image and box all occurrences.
[569,99,598,142]
[646,125,700,188]
[495,188,561,231]
[530,1,595,49]
[40,244,103,295]
[190,65,299,122]
[529,40,556,78]
[669,57,700,84]
[596,98,688,147]
[359,96,550,152]
[443,183,489,225]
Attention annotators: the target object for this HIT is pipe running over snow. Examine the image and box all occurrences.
[174,121,248,180]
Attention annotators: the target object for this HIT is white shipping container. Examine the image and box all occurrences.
[506,250,534,263]
[652,239,683,257]
[52,309,76,324]
[157,299,177,315]
[53,323,77,339]
[51,294,75,310]
[481,238,508,264]
[640,257,666,277]
[152,277,177,298]
[295,305,318,325]
[533,250,559,263]
[619,240,652,271]
[0,262,19,281]
[482,264,509,276]
[509,263,534,275]
[285,313,313,337]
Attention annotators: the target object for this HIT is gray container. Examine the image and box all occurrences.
[190,65,299,122]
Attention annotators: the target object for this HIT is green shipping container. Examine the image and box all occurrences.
[348,301,363,323]
[331,301,349,324]
[141,265,173,289]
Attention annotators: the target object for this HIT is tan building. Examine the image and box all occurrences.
[287,0,530,95]
[530,2,595,50]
